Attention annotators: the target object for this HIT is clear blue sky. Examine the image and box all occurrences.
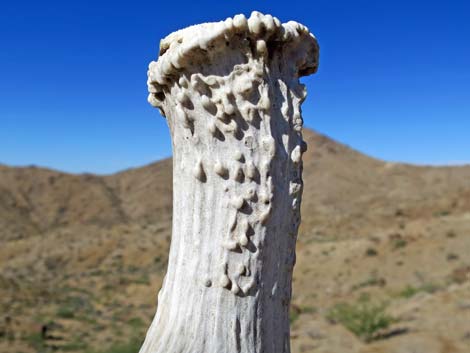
[1,0,469,174]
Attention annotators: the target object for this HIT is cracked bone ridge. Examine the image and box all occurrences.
[141,11,319,353]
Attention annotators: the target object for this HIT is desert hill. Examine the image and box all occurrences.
[1,129,469,353]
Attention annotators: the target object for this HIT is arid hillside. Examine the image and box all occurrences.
[1,129,469,353]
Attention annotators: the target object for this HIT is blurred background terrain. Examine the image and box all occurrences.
[1,128,469,353]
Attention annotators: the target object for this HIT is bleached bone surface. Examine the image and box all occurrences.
[141,11,319,353]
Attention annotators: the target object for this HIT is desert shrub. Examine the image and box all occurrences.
[436,210,450,217]
[422,282,439,292]
[398,285,420,298]
[289,304,301,324]
[86,338,142,353]
[56,295,93,319]
[289,304,317,324]
[301,305,317,314]
[128,317,146,331]
[392,238,407,249]
[56,306,75,319]
[352,275,386,290]
[447,253,459,261]
[446,230,457,238]
[24,332,45,350]
[327,301,395,342]
[365,248,378,257]
[398,283,439,298]
[133,275,150,285]
[289,310,300,324]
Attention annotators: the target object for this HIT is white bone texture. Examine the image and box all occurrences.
[141,11,319,353]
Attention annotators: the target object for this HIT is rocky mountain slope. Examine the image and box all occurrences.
[1,129,469,353]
